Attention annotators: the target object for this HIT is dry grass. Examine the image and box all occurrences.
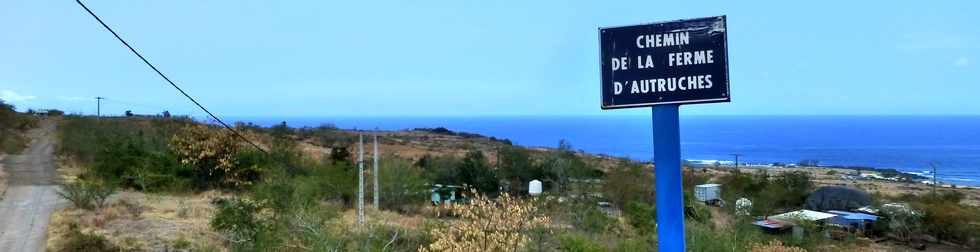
[47,190,228,251]
[337,207,428,232]
[54,155,83,184]
[298,129,633,177]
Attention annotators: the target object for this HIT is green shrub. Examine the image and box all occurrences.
[211,198,266,245]
[625,201,657,234]
[542,140,601,195]
[89,182,116,209]
[58,116,197,192]
[59,222,124,252]
[255,205,342,251]
[252,173,299,218]
[296,124,353,149]
[55,181,116,210]
[613,237,653,252]
[344,223,431,252]
[377,157,429,212]
[900,191,980,246]
[602,160,653,208]
[558,233,605,252]
[57,182,94,210]
[497,146,549,195]
[686,221,737,252]
[571,204,613,233]
[0,99,35,154]
[292,160,355,206]
[418,154,461,185]
[458,150,499,194]
[685,191,713,224]
[58,116,190,164]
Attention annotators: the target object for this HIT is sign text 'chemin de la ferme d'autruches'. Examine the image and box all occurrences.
[600,16,730,109]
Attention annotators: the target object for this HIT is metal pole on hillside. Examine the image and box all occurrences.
[731,153,742,171]
[930,162,939,196]
[653,105,685,251]
[373,134,380,209]
[358,134,365,226]
[96,96,105,118]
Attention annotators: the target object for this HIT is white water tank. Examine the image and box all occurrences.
[694,184,721,202]
[528,180,543,196]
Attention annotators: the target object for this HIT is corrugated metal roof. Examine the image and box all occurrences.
[770,209,837,222]
[827,210,879,221]
[752,219,788,229]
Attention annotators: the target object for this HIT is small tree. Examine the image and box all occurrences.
[497,146,547,195]
[377,157,429,211]
[458,150,499,194]
[543,140,594,195]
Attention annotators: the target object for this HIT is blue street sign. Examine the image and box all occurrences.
[600,16,729,109]
[599,16,732,252]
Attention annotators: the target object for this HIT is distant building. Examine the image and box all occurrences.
[759,209,838,238]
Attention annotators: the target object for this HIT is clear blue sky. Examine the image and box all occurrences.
[1,0,977,117]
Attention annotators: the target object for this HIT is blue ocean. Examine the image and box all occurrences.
[231,116,980,187]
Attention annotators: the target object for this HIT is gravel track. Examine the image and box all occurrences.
[0,120,62,252]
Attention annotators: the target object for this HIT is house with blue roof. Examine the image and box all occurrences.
[827,210,879,231]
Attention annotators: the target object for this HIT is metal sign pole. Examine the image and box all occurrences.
[652,104,685,251]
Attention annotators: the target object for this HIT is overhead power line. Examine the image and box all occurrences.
[75,0,267,154]
[103,97,169,112]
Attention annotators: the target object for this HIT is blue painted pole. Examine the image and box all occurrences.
[652,104,686,252]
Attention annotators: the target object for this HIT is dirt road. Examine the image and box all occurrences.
[0,120,62,252]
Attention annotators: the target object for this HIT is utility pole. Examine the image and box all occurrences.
[930,162,938,197]
[95,97,105,118]
[730,153,742,171]
[357,134,364,226]
[373,134,379,209]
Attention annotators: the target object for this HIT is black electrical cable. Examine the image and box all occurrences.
[75,0,267,154]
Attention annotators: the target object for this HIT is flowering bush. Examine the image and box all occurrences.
[421,192,551,252]
[748,240,806,252]
[171,124,259,187]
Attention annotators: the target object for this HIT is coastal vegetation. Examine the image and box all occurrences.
[44,115,980,251]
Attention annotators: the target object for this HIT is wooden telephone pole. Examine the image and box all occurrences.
[95,97,105,117]
[730,153,742,171]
